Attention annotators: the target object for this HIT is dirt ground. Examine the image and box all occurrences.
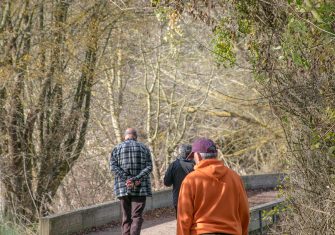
[80,189,279,235]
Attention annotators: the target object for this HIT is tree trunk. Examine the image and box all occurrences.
[0,0,105,223]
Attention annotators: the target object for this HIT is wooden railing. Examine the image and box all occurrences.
[249,198,285,234]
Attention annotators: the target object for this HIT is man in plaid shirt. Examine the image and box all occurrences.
[110,128,153,235]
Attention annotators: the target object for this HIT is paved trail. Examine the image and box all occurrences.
[87,215,176,235]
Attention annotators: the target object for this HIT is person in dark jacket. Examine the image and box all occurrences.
[110,128,152,235]
[164,144,194,214]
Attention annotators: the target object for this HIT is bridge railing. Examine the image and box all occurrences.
[39,173,285,235]
[249,198,285,234]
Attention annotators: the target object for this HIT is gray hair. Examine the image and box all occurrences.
[178,144,192,159]
[199,152,217,159]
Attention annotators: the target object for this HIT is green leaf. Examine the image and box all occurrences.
[329,146,335,156]
[296,0,302,5]
[311,142,320,150]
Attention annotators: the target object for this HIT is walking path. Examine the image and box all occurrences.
[86,190,277,235]
[87,216,176,235]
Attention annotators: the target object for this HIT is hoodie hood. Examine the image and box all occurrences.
[194,159,228,181]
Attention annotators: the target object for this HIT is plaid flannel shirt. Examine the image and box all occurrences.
[110,139,153,197]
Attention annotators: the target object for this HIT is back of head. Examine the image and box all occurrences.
[178,144,192,159]
[124,128,137,140]
[188,138,218,160]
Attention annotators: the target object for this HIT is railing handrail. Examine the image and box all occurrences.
[250,198,285,212]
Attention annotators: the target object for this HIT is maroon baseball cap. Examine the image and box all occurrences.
[187,138,217,159]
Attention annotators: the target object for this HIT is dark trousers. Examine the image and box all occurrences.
[119,196,146,235]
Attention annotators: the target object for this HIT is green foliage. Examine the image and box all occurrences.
[281,115,289,124]
[289,0,335,34]
[287,18,308,34]
[295,0,303,6]
[236,0,257,15]
[253,73,268,84]
[212,22,236,66]
[311,130,322,150]
[151,0,161,7]
[287,0,302,5]
[310,121,335,159]
[247,40,262,71]
[324,131,335,155]
[205,0,335,232]
[316,3,335,33]
[326,108,335,122]
[238,18,252,34]
[262,203,287,224]
[154,6,169,22]
[290,50,310,67]
[281,18,311,68]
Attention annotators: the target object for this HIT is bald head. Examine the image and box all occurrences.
[124,128,137,140]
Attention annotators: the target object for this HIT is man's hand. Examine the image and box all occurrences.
[126,178,141,189]
[126,179,134,189]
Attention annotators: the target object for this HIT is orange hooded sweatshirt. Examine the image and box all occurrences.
[177,159,250,235]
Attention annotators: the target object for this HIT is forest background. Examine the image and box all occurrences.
[0,0,334,234]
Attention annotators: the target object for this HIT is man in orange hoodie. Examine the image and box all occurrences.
[177,138,250,235]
